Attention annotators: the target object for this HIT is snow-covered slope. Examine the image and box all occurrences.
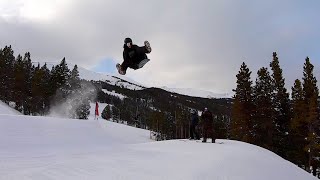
[44,62,145,90]
[101,89,127,99]
[161,86,232,98]
[0,101,21,115]
[76,65,145,90]
[0,103,316,180]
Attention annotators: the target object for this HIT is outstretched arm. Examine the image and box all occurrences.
[134,45,148,55]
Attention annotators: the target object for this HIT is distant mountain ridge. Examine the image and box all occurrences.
[40,61,231,98]
[56,63,231,99]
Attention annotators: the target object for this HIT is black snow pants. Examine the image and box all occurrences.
[190,124,200,140]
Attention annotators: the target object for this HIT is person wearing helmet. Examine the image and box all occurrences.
[116,38,152,75]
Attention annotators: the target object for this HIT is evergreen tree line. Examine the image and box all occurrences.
[96,81,232,140]
[232,52,320,177]
[98,84,231,141]
[0,45,91,119]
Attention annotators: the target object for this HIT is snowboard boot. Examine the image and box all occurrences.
[116,63,126,75]
[144,41,152,53]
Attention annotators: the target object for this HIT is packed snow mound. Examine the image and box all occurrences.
[0,101,21,115]
[0,114,316,179]
[0,115,152,162]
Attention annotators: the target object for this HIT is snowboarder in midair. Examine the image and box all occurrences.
[116,38,152,75]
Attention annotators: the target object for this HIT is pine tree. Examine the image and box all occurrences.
[231,62,255,143]
[174,105,189,139]
[290,79,308,166]
[13,54,25,112]
[68,65,83,118]
[22,52,34,115]
[75,98,90,119]
[253,67,274,150]
[57,57,71,88]
[214,115,228,139]
[48,58,72,118]
[112,105,120,121]
[291,80,304,127]
[30,64,43,114]
[150,110,166,140]
[0,46,15,103]
[51,58,71,103]
[69,65,81,92]
[40,63,52,114]
[102,105,112,120]
[54,64,93,120]
[49,65,59,98]
[269,52,291,158]
[301,57,320,173]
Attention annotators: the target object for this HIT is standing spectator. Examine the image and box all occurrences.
[189,110,200,140]
[201,107,215,143]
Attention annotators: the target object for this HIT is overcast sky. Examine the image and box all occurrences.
[0,0,319,94]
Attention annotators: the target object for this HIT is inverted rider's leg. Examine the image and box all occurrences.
[121,59,133,71]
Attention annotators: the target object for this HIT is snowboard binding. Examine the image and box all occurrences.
[116,63,126,75]
[144,41,152,53]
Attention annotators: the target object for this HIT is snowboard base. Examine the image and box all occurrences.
[132,58,150,70]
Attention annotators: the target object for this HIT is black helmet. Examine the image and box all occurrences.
[124,37,132,44]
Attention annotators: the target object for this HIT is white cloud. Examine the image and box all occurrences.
[0,0,319,94]
[0,0,71,22]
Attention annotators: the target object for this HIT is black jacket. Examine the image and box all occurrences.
[123,44,147,64]
[123,44,136,62]
[201,110,213,125]
[191,113,199,126]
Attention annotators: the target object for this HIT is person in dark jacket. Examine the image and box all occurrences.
[117,37,152,75]
[189,110,200,140]
[201,107,215,143]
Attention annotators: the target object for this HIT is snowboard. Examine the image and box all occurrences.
[131,58,150,70]
[116,59,150,75]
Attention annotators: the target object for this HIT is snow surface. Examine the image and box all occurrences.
[88,102,110,120]
[0,101,21,115]
[161,86,232,99]
[77,66,145,90]
[0,102,316,180]
[101,89,127,100]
